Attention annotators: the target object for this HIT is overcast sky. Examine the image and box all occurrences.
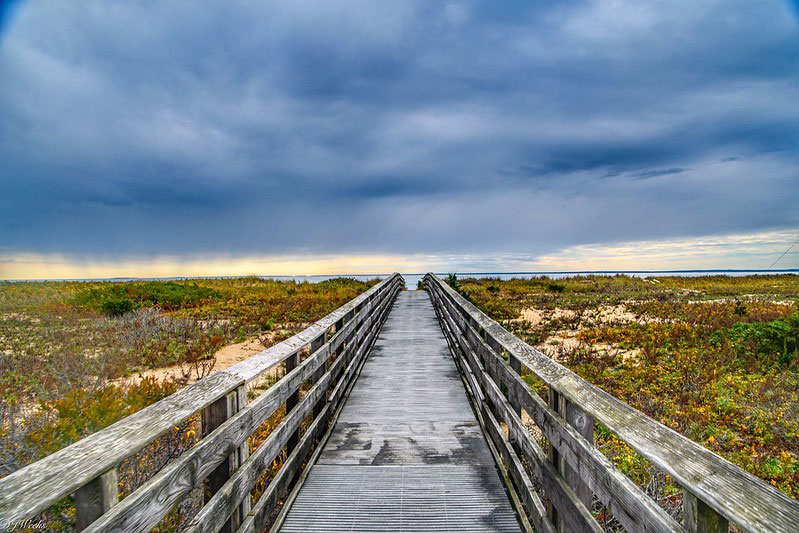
[1,1,797,278]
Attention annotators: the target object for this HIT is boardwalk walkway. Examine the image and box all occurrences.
[281,290,521,532]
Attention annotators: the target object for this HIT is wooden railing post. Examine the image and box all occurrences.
[311,333,326,418]
[285,351,301,455]
[75,468,118,531]
[509,353,523,416]
[202,389,241,533]
[234,384,250,528]
[683,490,728,533]
[547,387,563,531]
[344,309,356,364]
[563,399,594,509]
[546,389,595,531]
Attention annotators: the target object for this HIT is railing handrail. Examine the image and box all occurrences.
[424,273,799,532]
[0,273,403,529]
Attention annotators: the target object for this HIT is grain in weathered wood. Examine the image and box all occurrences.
[280,291,520,533]
[75,468,118,531]
[435,303,598,533]
[185,372,330,533]
[284,351,301,455]
[562,398,594,511]
[82,337,337,532]
[202,390,239,533]
[425,273,799,532]
[225,275,401,383]
[0,275,401,529]
[235,384,252,528]
[310,333,327,418]
[237,405,331,533]
[0,371,240,525]
[684,490,729,533]
[482,398,554,533]
[190,281,400,533]
[547,387,563,531]
[429,278,680,533]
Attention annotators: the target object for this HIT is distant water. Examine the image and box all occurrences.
[6,270,797,290]
[399,270,799,290]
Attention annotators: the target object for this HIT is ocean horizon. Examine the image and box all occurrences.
[6,269,798,290]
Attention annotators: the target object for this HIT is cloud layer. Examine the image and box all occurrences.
[1,1,797,273]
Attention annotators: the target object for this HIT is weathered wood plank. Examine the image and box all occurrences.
[82,335,336,532]
[237,404,331,533]
[431,278,680,533]
[235,384,251,528]
[562,398,594,511]
[284,351,301,455]
[185,372,331,533]
[310,333,327,418]
[201,390,239,533]
[225,274,402,383]
[482,398,554,533]
[425,273,799,532]
[684,490,729,533]
[0,275,401,528]
[237,283,397,533]
[0,371,240,525]
[481,369,602,533]
[75,468,118,531]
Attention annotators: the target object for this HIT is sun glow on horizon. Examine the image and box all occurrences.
[1,229,796,280]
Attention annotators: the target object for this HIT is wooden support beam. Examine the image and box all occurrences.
[548,387,563,531]
[683,490,729,533]
[311,333,327,419]
[284,351,301,455]
[75,468,118,531]
[563,398,595,511]
[202,390,239,533]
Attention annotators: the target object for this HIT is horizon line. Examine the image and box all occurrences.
[4,268,798,283]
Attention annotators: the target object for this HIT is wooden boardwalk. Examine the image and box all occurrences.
[280,291,521,532]
[5,274,798,532]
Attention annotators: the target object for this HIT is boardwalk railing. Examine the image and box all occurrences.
[423,273,799,533]
[0,273,403,532]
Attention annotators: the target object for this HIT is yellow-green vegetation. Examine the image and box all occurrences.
[0,276,375,480]
[447,274,799,506]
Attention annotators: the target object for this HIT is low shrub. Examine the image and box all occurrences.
[721,312,799,366]
[72,281,220,316]
[26,377,177,457]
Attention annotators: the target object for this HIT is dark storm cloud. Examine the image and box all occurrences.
[0,0,797,261]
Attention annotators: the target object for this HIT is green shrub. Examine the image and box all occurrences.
[25,378,177,457]
[101,296,135,317]
[723,313,799,366]
[548,282,566,293]
[72,281,220,315]
[446,273,461,291]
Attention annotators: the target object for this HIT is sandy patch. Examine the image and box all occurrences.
[594,304,639,324]
[686,297,796,306]
[114,335,274,387]
[515,307,576,325]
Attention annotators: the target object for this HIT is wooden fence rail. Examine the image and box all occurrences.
[423,273,799,533]
[0,273,403,532]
